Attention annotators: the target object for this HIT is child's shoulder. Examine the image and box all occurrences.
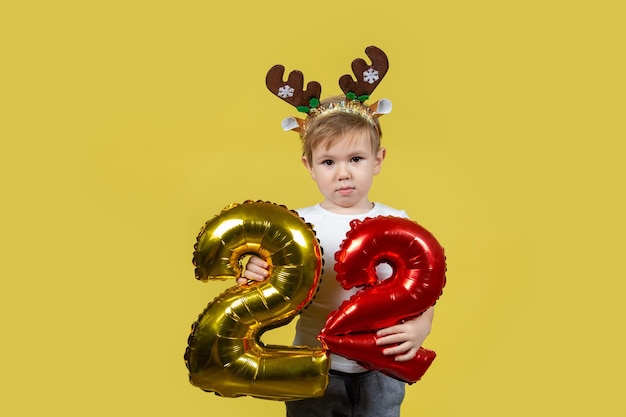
[373,202,408,218]
[295,204,318,217]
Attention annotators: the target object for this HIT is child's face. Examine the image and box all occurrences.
[302,130,386,214]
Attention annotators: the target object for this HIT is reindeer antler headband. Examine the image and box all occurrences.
[266,45,392,139]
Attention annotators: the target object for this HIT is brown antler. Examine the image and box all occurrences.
[338,46,389,100]
[266,65,322,112]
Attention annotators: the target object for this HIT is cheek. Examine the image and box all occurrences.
[309,168,329,184]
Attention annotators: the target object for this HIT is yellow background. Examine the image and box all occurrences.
[2,1,624,416]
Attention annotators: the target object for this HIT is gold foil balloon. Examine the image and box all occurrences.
[184,201,329,400]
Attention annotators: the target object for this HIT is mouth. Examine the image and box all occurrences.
[336,186,355,195]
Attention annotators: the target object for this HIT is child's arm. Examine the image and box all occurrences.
[375,306,435,362]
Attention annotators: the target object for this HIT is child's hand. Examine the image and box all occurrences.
[375,306,435,362]
[236,255,269,285]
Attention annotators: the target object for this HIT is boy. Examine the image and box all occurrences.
[239,47,435,416]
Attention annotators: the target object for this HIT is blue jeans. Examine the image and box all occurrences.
[285,370,405,417]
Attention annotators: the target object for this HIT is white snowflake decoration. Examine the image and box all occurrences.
[363,68,379,84]
[278,85,295,98]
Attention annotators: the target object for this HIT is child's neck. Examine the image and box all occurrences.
[320,201,375,215]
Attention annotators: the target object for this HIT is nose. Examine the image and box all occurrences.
[337,163,350,180]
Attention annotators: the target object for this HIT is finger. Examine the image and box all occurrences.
[376,324,406,337]
[381,341,411,356]
[376,332,407,346]
[246,262,269,277]
[243,269,267,281]
[247,256,269,269]
[393,347,418,362]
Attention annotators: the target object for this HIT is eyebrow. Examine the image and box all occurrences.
[314,151,368,162]
[315,146,371,158]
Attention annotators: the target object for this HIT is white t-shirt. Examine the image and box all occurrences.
[295,203,409,373]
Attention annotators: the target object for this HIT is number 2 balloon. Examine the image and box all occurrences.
[184,201,329,400]
[319,216,447,383]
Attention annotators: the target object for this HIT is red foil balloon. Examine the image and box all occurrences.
[318,216,446,383]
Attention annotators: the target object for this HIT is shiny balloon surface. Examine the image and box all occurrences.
[184,201,329,400]
[319,215,446,383]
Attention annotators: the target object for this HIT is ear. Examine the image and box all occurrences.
[302,155,316,180]
[373,147,386,175]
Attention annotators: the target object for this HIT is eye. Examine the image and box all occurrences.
[322,160,334,166]
[350,156,363,163]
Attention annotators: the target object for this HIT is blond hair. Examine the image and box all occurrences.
[302,97,382,164]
